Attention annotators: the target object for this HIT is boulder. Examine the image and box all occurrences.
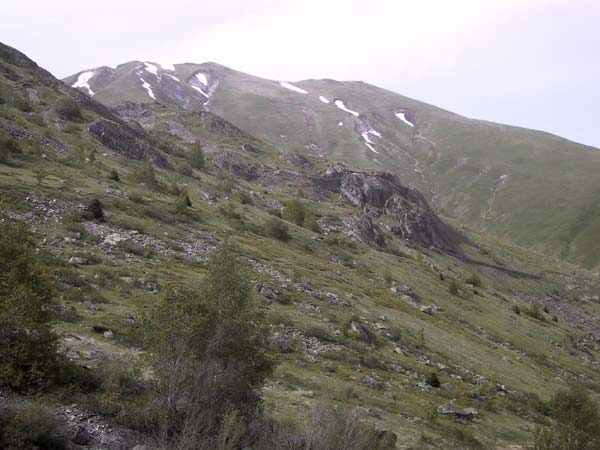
[350,321,375,346]
[72,426,92,445]
[437,404,479,421]
[68,256,88,265]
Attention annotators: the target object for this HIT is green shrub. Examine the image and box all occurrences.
[534,385,600,450]
[265,218,291,242]
[0,222,66,390]
[84,197,104,221]
[525,303,544,321]
[449,280,460,295]
[426,372,441,388]
[220,202,240,220]
[176,162,193,176]
[465,273,482,287]
[238,190,252,205]
[513,305,521,315]
[129,162,157,186]
[108,168,120,182]
[54,96,81,121]
[0,131,20,162]
[12,96,33,112]
[189,141,205,169]
[0,402,66,450]
[282,198,320,232]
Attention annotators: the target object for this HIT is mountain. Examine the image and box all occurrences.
[64,60,600,270]
[2,41,600,449]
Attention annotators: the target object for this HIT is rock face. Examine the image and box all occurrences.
[89,120,169,168]
[348,213,386,248]
[337,171,460,251]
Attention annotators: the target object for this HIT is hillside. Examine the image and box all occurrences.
[64,60,600,270]
[2,41,600,449]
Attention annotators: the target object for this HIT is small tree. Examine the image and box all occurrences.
[426,372,441,388]
[534,385,600,450]
[108,168,120,182]
[266,218,291,242]
[85,197,104,221]
[143,245,274,447]
[282,198,305,226]
[465,273,482,288]
[449,280,460,296]
[54,96,82,121]
[0,222,64,390]
[190,141,205,170]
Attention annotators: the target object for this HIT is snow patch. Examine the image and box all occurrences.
[338,121,343,127]
[395,111,414,127]
[365,142,379,154]
[195,73,208,86]
[160,62,176,71]
[280,81,308,94]
[319,95,330,103]
[361,132,375,145]
[368,129,382,138]
[334,99,359,117]
[144,63,159,76]
[166,73,180,82]
[72,71,94,96]
[191,85,209,98]
[140,78,156,100]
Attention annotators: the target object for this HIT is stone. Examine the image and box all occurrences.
[72,426,92,445]
[68,256,88,265]
[420,304,438,315]
[437,404,479,421]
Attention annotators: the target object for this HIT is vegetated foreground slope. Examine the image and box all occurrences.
[64,59,600,270]
[2,42,600,449]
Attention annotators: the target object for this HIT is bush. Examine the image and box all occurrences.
[268,402,396,450]
[220,202,240,220]
[13,96,33,112]
[525,303,545,321]
[189,141,205,169]
[265,218,291,242]
[129,162,157,186]
[141,245,275,447]
[426,372,441,388]
[84,197,104,221]
[534,385,600,450]
[466,273,482,287]
[176,162,193,176]
[282,198,305,226]
[0,222,66,390]
[0,132,20,162]
[108,168,120,182]
[513,305,521,315]
[54,96,81,121]
[0,402,66,450]
[238,190,252,205]
[449,280,460,295]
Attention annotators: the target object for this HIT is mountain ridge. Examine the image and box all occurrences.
[63,59,600,269]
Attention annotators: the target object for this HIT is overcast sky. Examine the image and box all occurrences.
[2,0,599,147]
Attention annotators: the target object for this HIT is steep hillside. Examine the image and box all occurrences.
[64,60,600,270]
[2,42,600,449]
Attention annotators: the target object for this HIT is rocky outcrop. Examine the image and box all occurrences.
[335,171,460,251]
[347,213,386,248]
[212,150,267,181]
[89,120,169,168]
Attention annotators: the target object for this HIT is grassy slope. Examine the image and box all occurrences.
[80,61,600,269]
[4,46,600,448]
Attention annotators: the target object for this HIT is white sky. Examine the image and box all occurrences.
[2,0,599,147]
